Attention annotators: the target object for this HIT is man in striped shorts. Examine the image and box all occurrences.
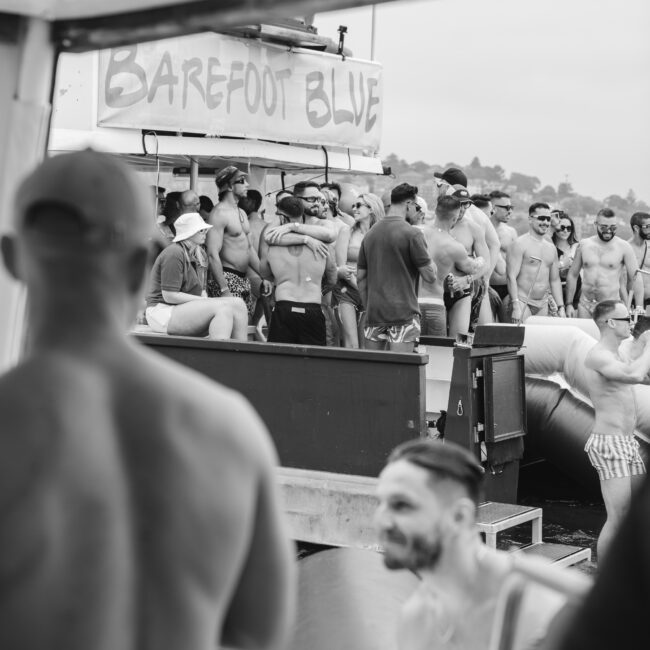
[585,299,650,560]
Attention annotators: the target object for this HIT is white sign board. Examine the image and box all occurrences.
[97,33,383,153]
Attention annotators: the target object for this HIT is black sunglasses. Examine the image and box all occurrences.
[353,202,370,210]
[495,205,513,211]
[533,216,551,222]
[558,225,573,231]
[609,316,632,323]
[233,177,247,185]
[597,225,617,232]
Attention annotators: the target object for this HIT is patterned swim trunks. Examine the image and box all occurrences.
[584,433,646,481]
[207,266,254,316]
[364,315,421,344]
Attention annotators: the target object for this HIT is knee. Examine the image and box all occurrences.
[232,297,248,318]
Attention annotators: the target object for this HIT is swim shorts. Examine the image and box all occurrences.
[364,315,421,344]
[491,284,509,300]
[268,301,326,346]
[333,280,363,312]
[419,299,447,336]
[584,433,646,481]
[207,266,254,316]
[443,286,472,312]
[145,303,174,334]
[579,296,599,317]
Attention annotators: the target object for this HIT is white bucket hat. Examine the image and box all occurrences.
[172,212,213,242]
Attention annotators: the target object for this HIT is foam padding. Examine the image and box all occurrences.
[289,548,419,650]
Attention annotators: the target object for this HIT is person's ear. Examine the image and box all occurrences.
[449,497,476,530]
[125,245,149,294]
[1,234,21,281]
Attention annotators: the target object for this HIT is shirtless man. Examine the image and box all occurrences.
[627,211,650,310]
[0,150,295,650]
[420,196,484,336]
[433,168,501,327]
[488,191,518,307]
[584,300,650,559]
[566,208,643,318]
[206,166,267,315]
[507,202,565,323]
[260,196,336,345]
[441,189,489,337]
[375,439,573,650]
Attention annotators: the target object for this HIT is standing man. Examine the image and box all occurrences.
[375,439,577,650]
[179,188,201,214]
[420,196,485,336]
[566,208,643,318]
[627,211,650,310]
[357,183,436,352]
[320,181,355,227]
[206,166,265,316]
[488,190,518,305]
[507,202,565,323]
[260,196,335,345]
[584,300,650,559]
[0,150,295,650]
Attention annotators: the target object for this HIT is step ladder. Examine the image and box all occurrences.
[277,469,592,568]
[478,501,591,568]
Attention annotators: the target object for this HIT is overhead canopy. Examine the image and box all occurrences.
[0,0,395,51]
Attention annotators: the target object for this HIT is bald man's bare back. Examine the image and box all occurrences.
[0,340,294,650]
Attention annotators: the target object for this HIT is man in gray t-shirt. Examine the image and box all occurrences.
[358,183,436,352]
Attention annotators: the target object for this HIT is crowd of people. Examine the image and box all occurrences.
[146,165,650,347]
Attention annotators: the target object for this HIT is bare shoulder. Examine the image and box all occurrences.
[208,202,231,226]
[585,343,612,369]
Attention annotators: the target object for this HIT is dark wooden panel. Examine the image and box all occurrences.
[135,336,427,477]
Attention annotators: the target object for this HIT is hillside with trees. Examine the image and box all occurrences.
[372,155,649,240]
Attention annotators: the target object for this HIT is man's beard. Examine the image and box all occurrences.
[596,230,614,242]
[381,529,444,572]
[642,230,650,241]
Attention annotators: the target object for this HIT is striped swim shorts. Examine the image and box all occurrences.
[584,433,646,481]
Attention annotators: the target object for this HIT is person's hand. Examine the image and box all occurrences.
[220,287,232,297]
[261,280,273,297]
[565,305,576,318]
[265,224,294,243]
[304,236,328,258]
[337,264,354,281]
[558,306,566,318]
[511,301,523,324]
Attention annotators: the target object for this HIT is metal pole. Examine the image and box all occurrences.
[189,158,199,191]
[370,5,377,60]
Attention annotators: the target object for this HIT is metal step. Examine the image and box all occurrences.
[477,502,542,548]
[515,542,592,568]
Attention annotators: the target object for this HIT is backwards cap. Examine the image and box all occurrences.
[14,149,153,247]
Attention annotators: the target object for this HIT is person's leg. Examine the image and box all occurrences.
[388,341,416,353]
[447,296,471,337]
[364,338,387,350]
[227,297,249,341]
[168,299,234,340]
[598,476,633,561]
[339,302,360,348]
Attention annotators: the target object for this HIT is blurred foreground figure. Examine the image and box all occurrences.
[549,472,650,650]
[375,439,575,650]
[0,150,295,650]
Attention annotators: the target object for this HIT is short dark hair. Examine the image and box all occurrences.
[436,195,462,221]
[529,201,550,216]
[630,211,650,230]
[597,208,615,219]
[293,181,321,197]
[275,189,293,204]
[488,190,510,200]
[320,182,342,199]
[387,439,484,507]
[391,183,418,205]
[470,194,491,209]
[593,299,623,323]
[277,196,304,221]
[199,195,214,214]
[238,189,263,215]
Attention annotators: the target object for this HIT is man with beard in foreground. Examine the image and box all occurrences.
[627,211,650,309]
[374,439,582,650]
[566,208,642,318]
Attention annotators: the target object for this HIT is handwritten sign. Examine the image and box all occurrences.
[97,33,383,153]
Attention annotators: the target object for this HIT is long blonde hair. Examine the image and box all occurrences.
[353,192,384,232]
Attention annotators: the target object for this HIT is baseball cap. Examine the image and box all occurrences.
[172,212,213,242]
[215,165,247,189]
[415,196,428,213]
[14,149,153,247]
[450,187,473,204]
[434,167,468,188]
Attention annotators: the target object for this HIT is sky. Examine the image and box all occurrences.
[314,0,650,203]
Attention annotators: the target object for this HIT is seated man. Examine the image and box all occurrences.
[146,212,249,341]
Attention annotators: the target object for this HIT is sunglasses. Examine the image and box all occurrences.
[495,205,513,211]
[533,216,551,222]
[353,202,370,210]
[233,177,248,185]
[558,225,573,232]
[597,225,617,232]
[609,316,632,324]
[641,224,650,230]
[301,196,321,203]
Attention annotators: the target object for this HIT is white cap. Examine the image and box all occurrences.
[172,212,212,242]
